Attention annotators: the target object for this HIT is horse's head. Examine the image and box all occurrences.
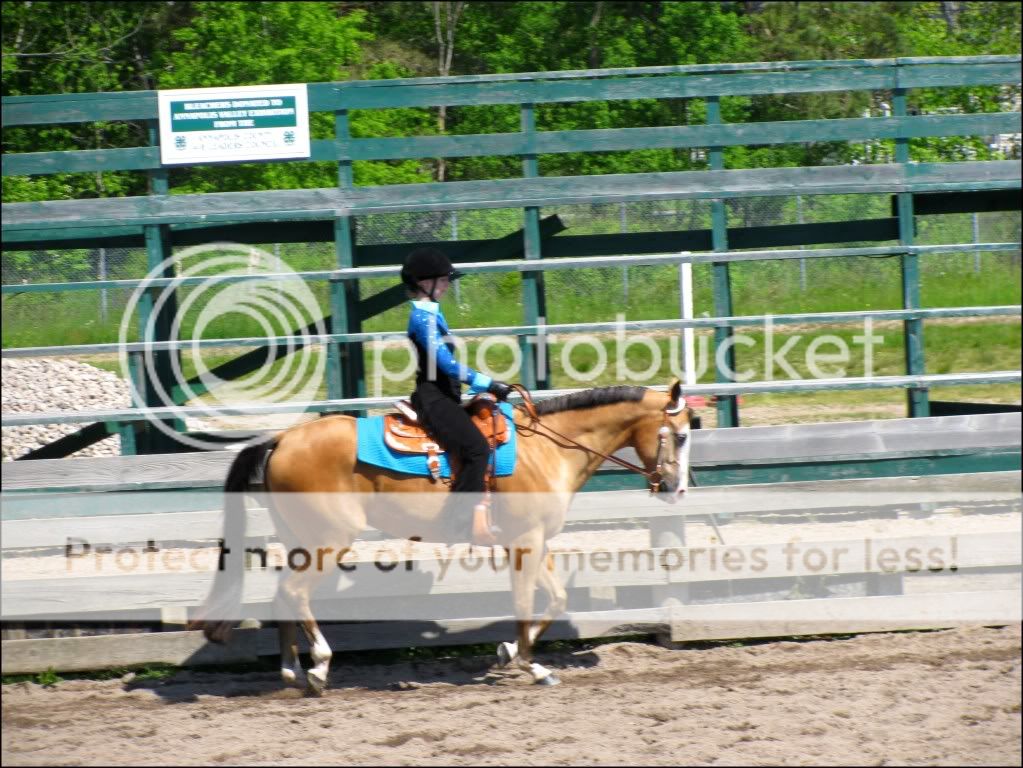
[630,379,694,504]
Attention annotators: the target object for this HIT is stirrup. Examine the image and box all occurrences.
[471,503,500,547]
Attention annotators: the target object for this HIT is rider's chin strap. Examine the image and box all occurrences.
[509,384,665,493]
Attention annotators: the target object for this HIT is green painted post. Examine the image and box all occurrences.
[333,108,366,407]
[118,351,146,456]
[706,97,739,427]
[520,102,549,390]
[893,88,930,418]
[137,122,183,452]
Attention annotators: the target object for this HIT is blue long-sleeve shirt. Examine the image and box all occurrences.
[407,300,492,396]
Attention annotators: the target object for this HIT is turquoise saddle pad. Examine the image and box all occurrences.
[356,401,517,478]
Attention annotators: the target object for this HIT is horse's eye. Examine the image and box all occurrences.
[675,433,687,448]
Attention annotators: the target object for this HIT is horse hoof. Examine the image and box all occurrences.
[535,673,560,686]
[305,671,327,697]
[281,668,304,687]
[496,642,515,668]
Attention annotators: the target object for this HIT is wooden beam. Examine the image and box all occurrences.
[5,162,1019,233]
[5,472,1017,547]
[3,414,1018,492]
[896,189,1022,216]
[670,589,1021,642]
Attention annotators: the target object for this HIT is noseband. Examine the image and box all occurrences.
[510,384,685,494]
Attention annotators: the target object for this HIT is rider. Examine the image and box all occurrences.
[401,247,513,545]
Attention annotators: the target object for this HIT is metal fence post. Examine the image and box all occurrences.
[620,202,629,306]
[520,102,549,390]
[706,96,739,427]
[98,247,108,322]
[136,121,183,453]
[973,211,982,273]
[893,87,930,418]
[797,195,807,292]
[334,107,365,407]
[452,211,462,306]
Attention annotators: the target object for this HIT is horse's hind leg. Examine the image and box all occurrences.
[278,620,303,687]
[277,566,335,696]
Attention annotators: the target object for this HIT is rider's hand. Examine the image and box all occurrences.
[487,380,513,401]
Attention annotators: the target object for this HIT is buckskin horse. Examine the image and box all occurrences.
[192,380,694,695]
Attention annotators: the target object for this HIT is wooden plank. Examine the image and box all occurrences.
[5,375,1018,428]
[900,189,1023,216]
[4,414,1018,492]
[3,57,1016,127]
[572,473,1023,522]
[3,584,1018,675]
[0,626,270,674]
[2,139,338,178]
[6,302,1014,359]
[336,63,1020,110]
[670,589,1021,642]
[2,146,159,176]
[2,507,275,549]
[1,91,157,126]
[337,113,1021,163]
[0,608,670,675]
[3,377,1021,433]
[5,162,1019,231]
[545,218,902,258]
[1,451,236,491]
[897,62,1023,88]
[0,216,899,254]
[3,527,1017,619]
[337,69,894,110]
[5,471,1017,546]
[678,411,1023,468]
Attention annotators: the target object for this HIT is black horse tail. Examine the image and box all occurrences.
[190,438,276,644]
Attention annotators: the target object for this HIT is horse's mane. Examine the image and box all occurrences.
[533,385,647,416]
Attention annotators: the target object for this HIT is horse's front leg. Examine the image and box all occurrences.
[501,532,561,686]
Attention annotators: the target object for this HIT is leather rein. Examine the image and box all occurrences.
[508,384,676,494]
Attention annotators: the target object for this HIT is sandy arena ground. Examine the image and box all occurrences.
[2,624,1020,766]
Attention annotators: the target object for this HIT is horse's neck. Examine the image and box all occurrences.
[535,401,647,491]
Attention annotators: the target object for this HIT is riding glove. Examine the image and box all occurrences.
[487,380,513,401]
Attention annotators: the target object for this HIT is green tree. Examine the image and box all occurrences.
[2,1,187,201]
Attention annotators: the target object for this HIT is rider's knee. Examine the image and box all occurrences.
[463,434,490,462]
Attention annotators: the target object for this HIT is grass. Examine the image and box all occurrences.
[3,663,180,686]
[69,319,1021,415]
[2,628,954,685]
[4,253,1019,426]
[3,255,1020,348]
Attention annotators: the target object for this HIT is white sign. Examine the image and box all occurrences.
[157,83,310,165]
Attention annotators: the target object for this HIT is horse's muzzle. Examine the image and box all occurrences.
[654,485,684,505]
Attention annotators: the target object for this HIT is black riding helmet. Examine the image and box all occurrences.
[400,248,465,295]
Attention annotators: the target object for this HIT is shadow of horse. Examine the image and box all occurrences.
[128,619,602,702]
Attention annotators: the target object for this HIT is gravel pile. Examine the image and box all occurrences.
[2,358,130,461]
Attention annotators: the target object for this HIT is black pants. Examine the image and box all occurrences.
[412,382,490,541]
[412,381,490,495]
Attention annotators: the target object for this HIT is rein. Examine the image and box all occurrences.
[509,384,666,492]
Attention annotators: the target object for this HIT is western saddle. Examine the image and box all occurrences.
[384,393,510,482]
[384,393,509,546]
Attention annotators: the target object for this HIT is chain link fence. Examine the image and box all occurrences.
[3,198,1019,347]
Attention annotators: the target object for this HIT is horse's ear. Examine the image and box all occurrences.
[668,378,683,408]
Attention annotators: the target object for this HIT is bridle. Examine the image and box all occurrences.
[509,384,689,494]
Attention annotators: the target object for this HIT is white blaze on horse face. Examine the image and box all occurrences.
[675,420,692,498]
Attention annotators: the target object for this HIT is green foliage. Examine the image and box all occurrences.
[2,1,1020,324]
[4,1,1020,196]
[35,668,60,687]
